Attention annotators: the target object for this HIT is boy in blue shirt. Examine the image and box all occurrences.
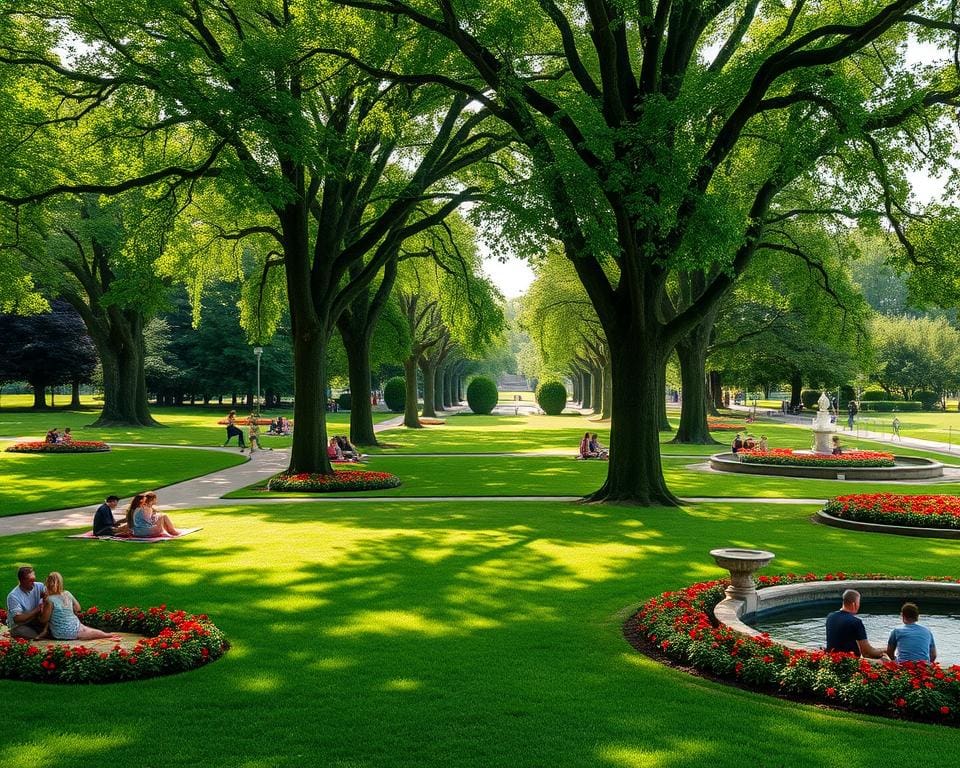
[887,602,937,663]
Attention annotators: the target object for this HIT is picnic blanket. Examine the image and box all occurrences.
[67,527,202,543]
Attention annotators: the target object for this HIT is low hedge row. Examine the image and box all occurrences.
[267,470,401,492]
[628,573,960,724]
[823,493,960,530]
[859,401,923,412]
[0,605,226,683]
[5,441,110,454]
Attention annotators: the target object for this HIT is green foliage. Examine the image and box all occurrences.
[337,392,352,411]
[914,390,941,410]
[862,390,897,401]
[800,390,821,409]
[535,381,568,415]
[859,401,923,412]
[871,315,960,400]
[383,377,406,412]
[466,376,498,415]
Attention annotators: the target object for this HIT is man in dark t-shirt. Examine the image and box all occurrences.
[825,589,887,658]
[92,495,122,536]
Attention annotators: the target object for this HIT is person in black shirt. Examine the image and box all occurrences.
[825,589,887,658]
[92,495,126,536]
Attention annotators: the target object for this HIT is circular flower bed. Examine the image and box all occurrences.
[627,573,960,724]
[707,419,744,431]
[216,417,280,426]
[267,469,401,492]
[738,448,894,467]
[823,494,960,530]
[0,605,227,683]
[5,441,110,454]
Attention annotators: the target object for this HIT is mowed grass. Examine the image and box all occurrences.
[0,405,396,447]
[3,499,960,767]
[0,445,245,516]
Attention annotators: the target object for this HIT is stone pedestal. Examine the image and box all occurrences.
[710,548,776,614]
[812,427,834,454]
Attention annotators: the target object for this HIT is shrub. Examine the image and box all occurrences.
[337,392,352,411]
[267,469,402,492]
[839,385,855,407]
[383,376,406,412]
[862,390,899,401]
[466,376,498,415]
[5,441,110,453]
[800,390,821,408]
[535,380,568,415]
[0,605,226,684]
[859,400,922,412]
[914,390,940,410]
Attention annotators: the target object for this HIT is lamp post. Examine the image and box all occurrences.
[253,346,263,416]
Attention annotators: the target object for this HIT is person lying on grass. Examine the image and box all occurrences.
[38,572,120,642]
[125,492,181,538]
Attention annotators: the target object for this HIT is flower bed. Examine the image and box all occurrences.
[738,448,894,467]
[0,605,226,683]
[823,494,960,530]
[267,469,401,492]
[5,441,110,454]
[627,573,960,724]
[216,418,280,426]
[707,419,743,431]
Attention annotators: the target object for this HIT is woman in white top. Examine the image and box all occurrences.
[39,572,120,641]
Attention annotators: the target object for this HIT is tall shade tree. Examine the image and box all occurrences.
[0,4,508,474]
[337,0,960,504]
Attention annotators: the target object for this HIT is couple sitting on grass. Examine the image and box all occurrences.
[6,566,120,642]
[579,432,608,460]
[92,493,180,538]
[327,435,364,462]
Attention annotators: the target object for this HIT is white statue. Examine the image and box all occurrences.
[817,391,831,414]
[812,390,835,451]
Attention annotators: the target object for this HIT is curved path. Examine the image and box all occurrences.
[5,410,960,538]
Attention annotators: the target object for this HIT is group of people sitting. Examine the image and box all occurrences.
[5,565,120,642]
[44,427,73,444]
[92,493,180,538]
[827,590,937,663]
[578,432,608,460]
[267,416,291,435]
[731,433,768,453]
[327,435,363,462]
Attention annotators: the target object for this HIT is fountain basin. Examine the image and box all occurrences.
[709,452,943,480]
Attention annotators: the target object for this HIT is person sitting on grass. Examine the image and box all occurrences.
[39,572,120,642]
[579,431,598,459]
[758,435,768,452]
[6,566,46,639]
[125,492,181,537]
[336,435,362,462]
[62,427,73,443]
[831,435,843,455]
[731,433,744,454]
[886,602,937,663]
[92,495,129,537]
[589,433,609,460]
[327,437,344,461]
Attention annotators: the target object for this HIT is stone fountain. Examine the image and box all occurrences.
[811,390,835,454]
[709,548,776,614]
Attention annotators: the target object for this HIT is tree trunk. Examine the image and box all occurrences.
[790,372,803,408]
[586,336,677,505]
[572,373,580,403]
[672,313,719,444]
[600,362,612,420]
[441,366,452,408]
[590,365,602,414]
[90,321,160,427]
[581,371,592,410]
[403,357,422,428]
[287,316,331,475]
[340,323,378,446]
[420,359,438,418]
[657,362,671,431]
[70,379,82,408]
[708,370,722,416]
[31,384,48,409]
[433,364,445,412]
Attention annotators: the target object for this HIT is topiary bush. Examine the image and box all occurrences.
[862,389,899,401]
[914,390,940,410]
[466,376,498,415]
[800,390,821,409]
[859,400,922,412]
[383,376,406,412]
[337,391,352,411]
[536,380,568,415]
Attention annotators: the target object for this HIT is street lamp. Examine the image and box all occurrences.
[253,346,263,416]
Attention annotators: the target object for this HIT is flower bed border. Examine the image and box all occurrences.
[0,605,227,683]
[739,448,895,468]
[625,573,960,725]
[5,441,110,454]
[267,469,401,492]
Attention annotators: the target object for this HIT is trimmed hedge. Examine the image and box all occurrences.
[859,401,922,412]
[862,390,900,401]
[915,390,940,410]
[337,392,352,411]
[535,381,568,415]
[466,376,498,415]
[800,390,821,409]
[383,376,406,412]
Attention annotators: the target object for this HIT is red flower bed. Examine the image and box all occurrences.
[627,573,960,724]
[823,494,960,530]
[267,469,401,492]
[707,419,743,431]
[0,605,226,683]
[216,418,280,426]
[5,441,110,454]
[738,448,894,468]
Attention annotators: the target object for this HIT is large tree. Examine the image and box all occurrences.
[337,0,960,503]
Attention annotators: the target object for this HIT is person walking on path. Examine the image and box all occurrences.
[847,400,858,430]
[223,410,247,450]
[248,414,266,453]
[892,416,902,440]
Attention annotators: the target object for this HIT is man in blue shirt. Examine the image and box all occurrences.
[92,495,122,536]
[6,566,46,639]
[886,602,937,663]
[826,589,888,659]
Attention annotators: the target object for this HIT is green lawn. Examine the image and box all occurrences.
[0,405,396,447]
[0,445,246,516]
[3,499,960,766]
